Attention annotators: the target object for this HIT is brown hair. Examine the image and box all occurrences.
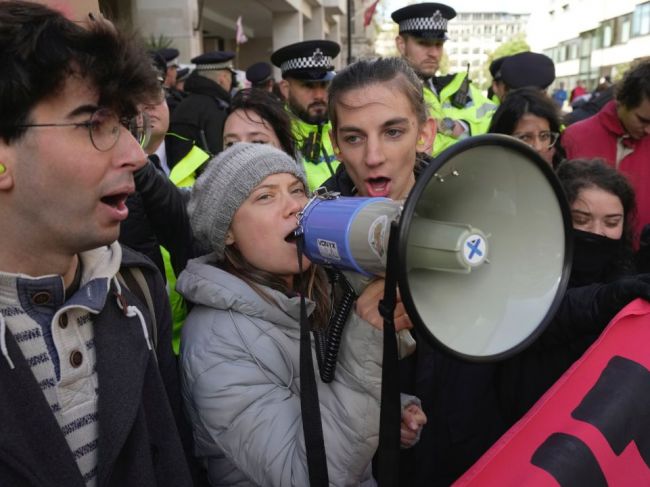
[0,1,160,143]
[221,246,331,330]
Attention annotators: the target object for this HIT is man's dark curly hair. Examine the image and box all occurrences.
[615,58,650,110]
[0,1,160,144]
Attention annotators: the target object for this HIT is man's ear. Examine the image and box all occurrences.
[395,35,407,56]
[416,117,437,154]
[279,79,290,100]
[0,143,16,191]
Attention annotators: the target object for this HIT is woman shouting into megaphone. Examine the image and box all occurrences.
[178,142,421,487]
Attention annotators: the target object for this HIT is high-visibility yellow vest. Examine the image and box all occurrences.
[161,140,210,354]
[424,72,497,156]
[169,144,211,188]
[291,114,340,191]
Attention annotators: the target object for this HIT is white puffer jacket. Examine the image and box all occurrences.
[178,254,383,487]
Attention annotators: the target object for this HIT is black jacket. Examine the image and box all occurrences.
[168,72,230,165]
[0,247,193,486]
[120,157,195,280]
[165,86,188,115]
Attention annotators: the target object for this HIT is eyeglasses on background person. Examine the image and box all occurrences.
[512,130,560,150]
[15,107,150,151]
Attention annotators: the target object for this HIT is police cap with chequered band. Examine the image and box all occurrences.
[391,2,456,40]
[191,51,236,73]
[271,40,340,82]
[157,48,180,68]
[500,52,556,90]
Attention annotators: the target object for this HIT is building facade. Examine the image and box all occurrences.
[101,0,347,74]
[445,11,530,87]
[340,0,380,63]
[529,0,650,90]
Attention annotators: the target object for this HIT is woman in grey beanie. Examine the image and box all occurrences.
[176,142,414,486]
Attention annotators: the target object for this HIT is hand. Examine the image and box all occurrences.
[401,404,427,448]
[355,279,413,332]
[437,118,467,138]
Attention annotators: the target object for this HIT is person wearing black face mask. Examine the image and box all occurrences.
[570,229,630,286]
[561,158,637,287]
[496,159,643,425]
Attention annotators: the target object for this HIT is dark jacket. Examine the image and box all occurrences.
[165,86,188,115]
[120,159,195,280]
[120,188,165,278]
[168,72,230,165]
[0,246,193,487]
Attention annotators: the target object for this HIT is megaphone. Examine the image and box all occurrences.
[297,135,573,361]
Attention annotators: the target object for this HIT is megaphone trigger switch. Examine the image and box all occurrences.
[461,233,488,267]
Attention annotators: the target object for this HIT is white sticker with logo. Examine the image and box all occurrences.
[368,215,389,264]
[463,234,487,266]
[317,239,341,261]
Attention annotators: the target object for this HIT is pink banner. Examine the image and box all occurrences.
[455,299,650,486]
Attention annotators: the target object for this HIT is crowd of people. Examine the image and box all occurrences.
[2,1,650,486]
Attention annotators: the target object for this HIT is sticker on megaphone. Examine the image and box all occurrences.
[296,192,402,276]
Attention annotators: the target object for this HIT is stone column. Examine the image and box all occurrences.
[131,0,202,63]
[304,5,325,40]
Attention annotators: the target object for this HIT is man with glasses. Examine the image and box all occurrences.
[0,3,192,485]
[563,59,650,245]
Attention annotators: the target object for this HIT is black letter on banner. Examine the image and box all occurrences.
[531,433,607,486]
[572,355,650,468]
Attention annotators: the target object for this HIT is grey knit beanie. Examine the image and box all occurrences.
[188,142,308,259]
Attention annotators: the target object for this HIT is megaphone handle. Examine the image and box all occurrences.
[377,222,402,486]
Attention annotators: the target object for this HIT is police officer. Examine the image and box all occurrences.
[157,47,187,113]
[271,40,341,190]
[246,61,274,92]
[392,2,497,155]
[168,50,235,164]
[175,67,191,92]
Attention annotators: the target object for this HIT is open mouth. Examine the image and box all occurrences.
[285,227,300,243]
[100,192,129,208]
[366,177,391,196]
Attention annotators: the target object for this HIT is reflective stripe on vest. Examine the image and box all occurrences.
[169,144,211,188]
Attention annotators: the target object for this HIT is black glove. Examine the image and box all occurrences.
[546,277,650,345]
[593,276,650,327]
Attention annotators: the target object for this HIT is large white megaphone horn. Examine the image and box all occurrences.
[296,135,573,361]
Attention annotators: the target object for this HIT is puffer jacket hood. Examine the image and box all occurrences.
[175,253,315,331]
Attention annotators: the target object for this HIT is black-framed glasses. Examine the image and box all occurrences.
[512,131,560,150]
[15,107,151,152]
